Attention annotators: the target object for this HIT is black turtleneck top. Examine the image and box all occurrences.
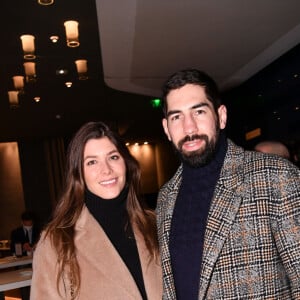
[170,132,227,300]
[85,188,147,300]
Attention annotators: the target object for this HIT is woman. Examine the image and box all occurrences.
[30,121,162,300]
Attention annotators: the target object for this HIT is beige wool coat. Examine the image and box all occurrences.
[30,206,162,300]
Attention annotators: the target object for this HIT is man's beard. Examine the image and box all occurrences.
[176,127,220,168]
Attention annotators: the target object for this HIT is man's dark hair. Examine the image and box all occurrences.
[21,211,34,222]
[161,69,222,116]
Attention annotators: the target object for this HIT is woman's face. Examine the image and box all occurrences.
[83,137,126,199]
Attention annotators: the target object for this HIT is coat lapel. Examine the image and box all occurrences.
[199,140,246,299]
[158,166,182,299]
[134,226,163,300]
[158,140,247,300]
[74,206,143,299]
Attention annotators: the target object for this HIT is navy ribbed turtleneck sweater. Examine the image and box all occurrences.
[169,133,227,300]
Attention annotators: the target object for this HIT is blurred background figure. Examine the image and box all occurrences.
[254,140,291,160]
[9,211,40,300]
[10,210,40,257]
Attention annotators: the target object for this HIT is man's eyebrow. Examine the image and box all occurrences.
[166,109,180,118]
[166,102,209,117]
[191,103,209,109]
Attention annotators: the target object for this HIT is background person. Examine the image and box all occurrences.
[9,210,40,300]
[156,69,300,299]
[254,140,291,160]
[30,121,162,300]
[10,210,40,257]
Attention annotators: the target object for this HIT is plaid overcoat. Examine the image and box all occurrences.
[156,139,300,299]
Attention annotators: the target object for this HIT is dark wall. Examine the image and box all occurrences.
[18,140,53,227]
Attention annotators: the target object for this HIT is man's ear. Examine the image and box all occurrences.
[162,118,171,141]
[218,105,227,129]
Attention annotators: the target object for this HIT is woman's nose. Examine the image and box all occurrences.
[100,161,112,174]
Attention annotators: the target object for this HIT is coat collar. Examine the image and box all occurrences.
[75,205,161,299]
[198,140,247,298]
[159,139,246,300]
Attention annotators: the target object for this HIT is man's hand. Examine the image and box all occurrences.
[23,242,32,252]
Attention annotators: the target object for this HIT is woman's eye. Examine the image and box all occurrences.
[87,159,97,166]
[110,155,120,160]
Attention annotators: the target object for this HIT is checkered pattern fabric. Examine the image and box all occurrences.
[156,139,300,300]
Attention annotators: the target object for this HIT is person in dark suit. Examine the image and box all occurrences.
[9,211,40,300]
[10,211,40,256]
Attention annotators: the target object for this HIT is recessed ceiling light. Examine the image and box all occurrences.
[50,36,59,43]
[34,96,41,102]
[56,69,68,75]
[65,81,72,88]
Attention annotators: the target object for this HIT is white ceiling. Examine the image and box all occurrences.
[95,0,300,97]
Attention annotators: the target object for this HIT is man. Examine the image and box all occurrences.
[254,140,291,160]
[156,69,300,299]
[10,211,40,256]
[9,211,40,300]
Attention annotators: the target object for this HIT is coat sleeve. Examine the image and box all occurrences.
[271,163,300,298]
[30,232,69,300]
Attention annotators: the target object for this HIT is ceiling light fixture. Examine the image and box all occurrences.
[75,59,88,80]
[7,91,19,108]
[12,76,25,92]
[37,0,54,5]
[64,20,80,47]
[23,62,37,82]
[20,35,36,60]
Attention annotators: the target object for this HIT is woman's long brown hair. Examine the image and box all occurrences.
[43,121,159,298]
